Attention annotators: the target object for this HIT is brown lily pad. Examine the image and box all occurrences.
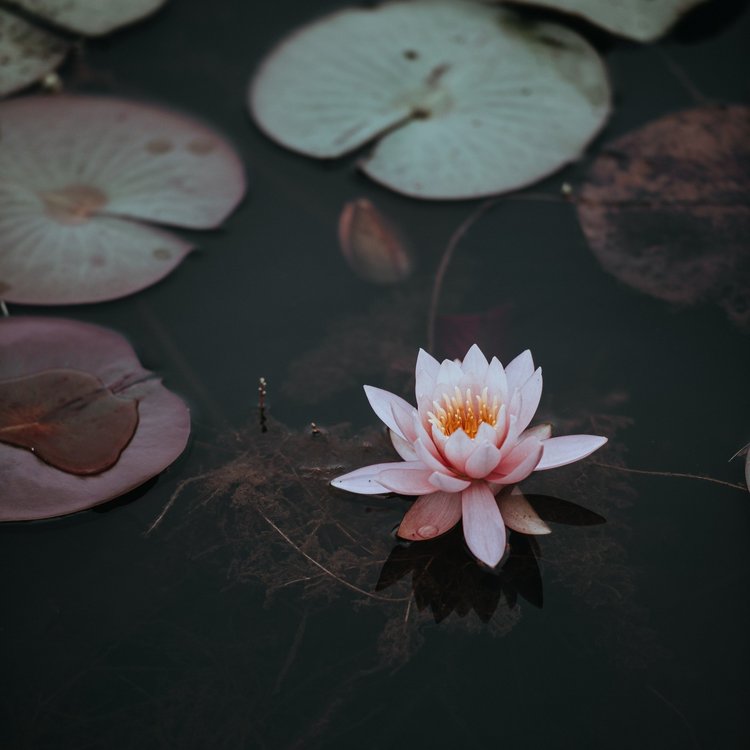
[0,369,138,475]
[577,105,750,330]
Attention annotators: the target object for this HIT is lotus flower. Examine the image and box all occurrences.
[331,345,607,568]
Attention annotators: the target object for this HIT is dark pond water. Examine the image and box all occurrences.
[2,1,749,748]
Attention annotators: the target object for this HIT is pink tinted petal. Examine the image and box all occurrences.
[331,461,407,494]
[520,423,552,441]
[475,420,500,448]
[430,423,449,455]
[460,344,489,382]
[461,482,506,567]
[397,491,462,541]
[486,357,508,402]
[491,437,544,484]
[536,435,608,470]
[443,428,473,474]
[497,412,519,462]
[497,488,551,535]
[414,418,442,461]
[377,467,436,495]
[390,430,417,461]
[415,349,439,400]
[517,367,543,433]
[493,403,509,448]
[391,399,419,442]
[505,350,534,393]
[435,358,463,389]
[464,440,503,479]
[413,438,450,473]
[363,385,416,440]
[499,389,523,453]
[429,472,471,493]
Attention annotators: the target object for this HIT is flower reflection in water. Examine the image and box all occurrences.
[377,493,605,623]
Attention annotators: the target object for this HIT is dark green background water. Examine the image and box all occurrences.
[2,1,749,748]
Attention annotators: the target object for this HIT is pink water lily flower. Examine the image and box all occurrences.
[331,345,607,568]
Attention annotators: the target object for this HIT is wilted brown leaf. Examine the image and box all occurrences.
[578,105,750,330]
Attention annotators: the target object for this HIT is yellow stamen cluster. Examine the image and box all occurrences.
[427,386,500,439]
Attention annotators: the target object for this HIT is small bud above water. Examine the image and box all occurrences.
[337,198,413,284]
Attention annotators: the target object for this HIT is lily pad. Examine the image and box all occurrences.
[0,317,191,522]
[0,9,69,97]
[0,95,246,304]
[0,369,138,475]
[511,0,708,42]
[577,106,750,331]
[249,0,610,199]
[10,0,167,36]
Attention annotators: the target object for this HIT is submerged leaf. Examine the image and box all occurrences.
[10,0,168,36]
[0,9,68,97]
[434,305,511,361]
[511,0,708,42]
[338,198,413,283]
[0,95,245,304]
[0,317,190,522]
[250,0,610,199]
[0,369,138,475]
[577,106,750,331]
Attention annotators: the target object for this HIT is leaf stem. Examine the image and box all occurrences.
[591,461,747,492]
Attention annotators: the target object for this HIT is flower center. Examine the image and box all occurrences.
[427,386,500,439]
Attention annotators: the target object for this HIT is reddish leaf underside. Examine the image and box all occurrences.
[0,368,139,475]
[577,105,750,330]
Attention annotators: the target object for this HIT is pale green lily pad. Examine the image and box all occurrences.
[250,0,610,200]
[10,0,168,36]
[0,9,68,97]
[511,0,708,42]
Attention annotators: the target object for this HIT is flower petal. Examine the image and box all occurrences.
[464,440,503,479]
[391,399,419,442]
[363,384,416,440]
[461,482,506,567]
[476,420,501,448]
[415,348,440,402]
[486,357,508,403]
[429,472,471,493]
[390,429,417,461]
[520,423,552,441]
[491,437,544,484]
[331,461,407,494]
[414,417,443,462]
[377,466,436,495]
[413,438,451,473]
[460,344,489,383]
[497,487,551,535]
[435,358,463,389]
[397,491,462,541]
[505,350,534,393]
[517,367,543,433]
[536,435,608,470]
[443,428,473,474]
